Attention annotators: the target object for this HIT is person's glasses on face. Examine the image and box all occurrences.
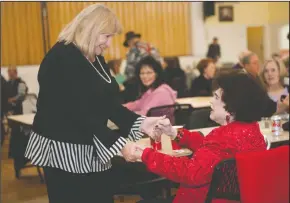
[140,71,155,76]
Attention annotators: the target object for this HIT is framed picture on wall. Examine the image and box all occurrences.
[219,6,234,22]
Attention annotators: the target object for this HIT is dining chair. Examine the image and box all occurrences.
[147,104,194,126]
[205,158,240,203]
[236,146,289,203]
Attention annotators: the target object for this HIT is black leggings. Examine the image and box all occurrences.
[43,167,114,203]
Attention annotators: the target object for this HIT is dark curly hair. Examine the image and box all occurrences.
[212,69,270,123]
[135,56,165,95]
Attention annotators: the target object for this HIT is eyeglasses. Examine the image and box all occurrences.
[139,71,155,76]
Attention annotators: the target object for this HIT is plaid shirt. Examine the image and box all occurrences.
[125,41,162,79]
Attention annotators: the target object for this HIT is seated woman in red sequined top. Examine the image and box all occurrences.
[132,70,271,203]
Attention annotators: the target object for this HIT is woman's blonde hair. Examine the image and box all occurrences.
[260,57,287,87]
[58,4,122,60]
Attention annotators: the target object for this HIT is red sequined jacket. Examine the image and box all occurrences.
[141,121,267,203]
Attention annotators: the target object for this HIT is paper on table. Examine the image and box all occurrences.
[173,125,184,129]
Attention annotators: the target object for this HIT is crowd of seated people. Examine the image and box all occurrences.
[108,45,289,122]
[104,30,290,124]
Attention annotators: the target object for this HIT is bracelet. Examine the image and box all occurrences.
[173,128,184,142]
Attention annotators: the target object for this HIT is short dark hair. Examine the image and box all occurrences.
[241,53,256,65]
[197,58,214,75]
[136,56,165,94]
[212,70,269,123]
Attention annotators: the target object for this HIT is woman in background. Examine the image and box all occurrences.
[124,56,177,116]
[190,58,216,97]
[260,58,288,102]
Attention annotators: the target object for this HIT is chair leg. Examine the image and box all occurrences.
[36,166,45,183]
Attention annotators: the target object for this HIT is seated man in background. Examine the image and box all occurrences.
[6,66,28,158]
[6,66,28,115]
[233,50,252,70]
[190,58,216,97]
[1,75,9,145]
[241,51,260,78]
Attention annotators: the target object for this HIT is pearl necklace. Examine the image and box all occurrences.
[73,42,111,83]
[86,56,111,84]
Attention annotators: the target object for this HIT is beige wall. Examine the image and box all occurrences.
[200,2,289,62]
[205,2,289,25]
[268,2,289,24]
[206,2,269,25]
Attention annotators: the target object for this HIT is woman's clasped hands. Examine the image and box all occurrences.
[121,116,177,162]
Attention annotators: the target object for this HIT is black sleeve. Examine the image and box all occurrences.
[109,98,138,132]
[263,98,277,117]
[190,78,204,97]
[98,54,145,140]
[190,80,199,97]
[106,66,145,142]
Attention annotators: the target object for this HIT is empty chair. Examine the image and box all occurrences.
[236,146,289,203]
[185,107,218,129]
[147,104,193,126]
